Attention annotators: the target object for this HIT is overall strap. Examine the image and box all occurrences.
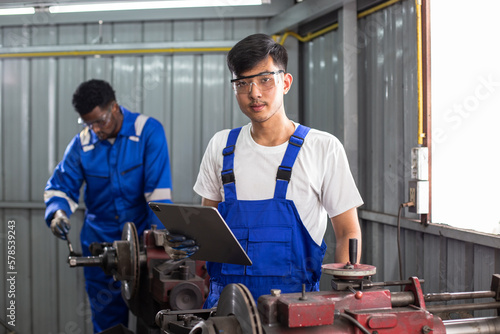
[221,127,242,201]
[274,125,311,199]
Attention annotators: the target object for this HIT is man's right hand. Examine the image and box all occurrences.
[50,210,70,240]
[163,233,199,261]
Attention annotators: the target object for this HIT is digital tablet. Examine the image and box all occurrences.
[149,202,252,266]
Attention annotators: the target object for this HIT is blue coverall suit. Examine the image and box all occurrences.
[204,125,327,308]
[44,107,173,333]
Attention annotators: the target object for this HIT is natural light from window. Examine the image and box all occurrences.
[431,1,500,235]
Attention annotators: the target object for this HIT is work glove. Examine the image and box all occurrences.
[163,233,199,261]
[50,210,70,240]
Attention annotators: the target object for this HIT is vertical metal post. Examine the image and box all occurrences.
[339,0,359,181]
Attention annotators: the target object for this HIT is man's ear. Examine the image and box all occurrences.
[283,72,293,94]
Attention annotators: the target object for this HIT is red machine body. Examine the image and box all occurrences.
[257,276,446,334]
[143,228,209,310]
[156,267,500,333]
[67,224,210,333]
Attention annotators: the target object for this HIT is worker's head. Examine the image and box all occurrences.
[72,79,116,116]
[227,34,292,124]
[227,33,288,77]
[73,79,122,140]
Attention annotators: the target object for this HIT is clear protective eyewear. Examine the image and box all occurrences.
[231,70,285,94]
[78,103,114,129]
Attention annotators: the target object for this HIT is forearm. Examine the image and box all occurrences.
[331,207,362,263]
[201,197,220,208]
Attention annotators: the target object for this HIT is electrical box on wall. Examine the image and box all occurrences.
[409,147,429,214]
[409,180,429,214]
[411,147,428,180]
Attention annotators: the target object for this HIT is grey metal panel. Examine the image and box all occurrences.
[57,59,85,158]
[171,52,198,203]
[114,57,143,113]
[304,35,337,134]
[445,239,474,314]
[473,244,497,317]
[112,22,143,113]
[141,20,172,129]
[2,26,29,47]
[59,24,86,44]
[382,224,399,284]
[31,209,59,334]
[356,0,419,216]
[85,56,113,81]
[170,20,197,203]
[141,55,168,119]
[282,37,299,123]
[3,59,30,201]
[404,229,424,279]
[380,5,405,213]
[31,58,56,200]
[339,0,359,180]
[5,209,31,333]
[31,25,58,45]
[143,21,171,43]
[114,22,143,43]
[422,233,442,294]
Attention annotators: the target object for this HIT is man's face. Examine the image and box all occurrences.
[79,102,121,140]
[232,56,292,124]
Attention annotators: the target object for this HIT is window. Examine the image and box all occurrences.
[431,0,500,234]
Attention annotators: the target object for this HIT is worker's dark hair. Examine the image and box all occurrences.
[72,79,116,116]
[227,33,288,77]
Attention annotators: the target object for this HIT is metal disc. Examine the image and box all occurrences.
[322,263,377,280]
[120,222,140,301]
[216,284,263,334]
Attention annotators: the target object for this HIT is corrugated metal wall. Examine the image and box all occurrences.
[1,1,499,333]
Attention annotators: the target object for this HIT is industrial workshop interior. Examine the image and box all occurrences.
[1,0,499,333]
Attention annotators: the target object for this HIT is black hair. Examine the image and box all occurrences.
[72,79,116,116]
[227,33,288,77]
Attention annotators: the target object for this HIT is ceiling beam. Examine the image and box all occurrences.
[266,0,344,35]
[0,40,239,58]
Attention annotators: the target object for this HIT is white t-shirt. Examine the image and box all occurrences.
[193,122,363,246]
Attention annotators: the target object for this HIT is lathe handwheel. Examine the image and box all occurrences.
[322,263,376,280]
[120,222,140,301]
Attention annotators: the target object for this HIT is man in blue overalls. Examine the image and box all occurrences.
[189,34,364,307]
[44,79,173,333]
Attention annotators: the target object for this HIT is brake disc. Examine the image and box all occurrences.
[215,283,263,334]
[119,222,140,302]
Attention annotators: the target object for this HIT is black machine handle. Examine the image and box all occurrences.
[349,238,358,265]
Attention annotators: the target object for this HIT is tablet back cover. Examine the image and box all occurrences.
[149,202,252,266]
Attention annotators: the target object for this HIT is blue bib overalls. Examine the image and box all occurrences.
[204,125,327,308]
